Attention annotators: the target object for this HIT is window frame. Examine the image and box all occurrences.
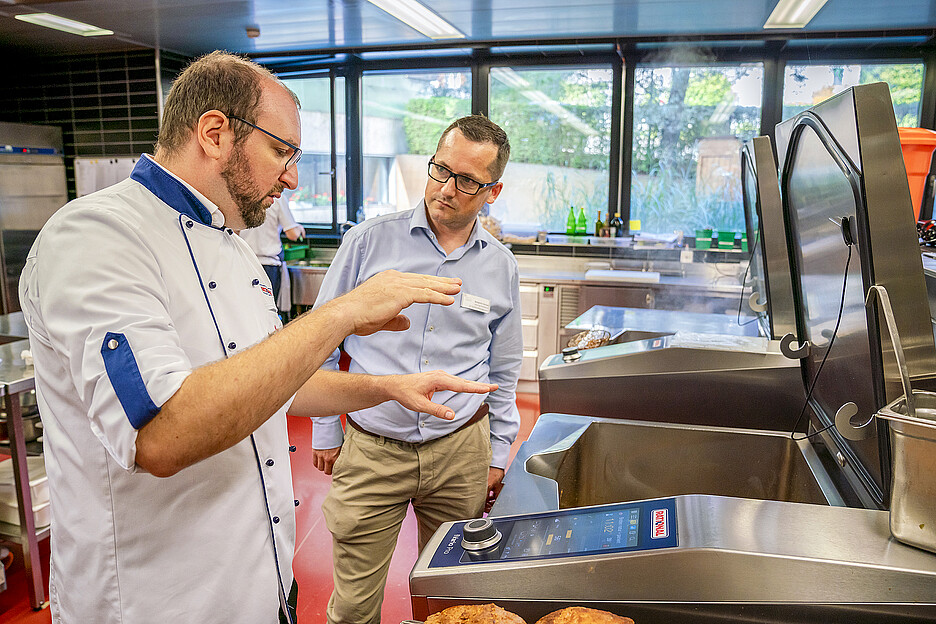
[261,42,934,239]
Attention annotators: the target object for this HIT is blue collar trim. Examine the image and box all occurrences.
[130,156,214,226]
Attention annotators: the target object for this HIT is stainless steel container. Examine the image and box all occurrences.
[876,389,936,554]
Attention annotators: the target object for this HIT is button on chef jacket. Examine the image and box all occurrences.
[19,154,295,624]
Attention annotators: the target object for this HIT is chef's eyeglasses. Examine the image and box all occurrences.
[228,115,302,170]
[428,160,498,195]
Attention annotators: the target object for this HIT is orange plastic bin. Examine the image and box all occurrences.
[898,127,936,220]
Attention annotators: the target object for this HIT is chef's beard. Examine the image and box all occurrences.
[221,142,280,229]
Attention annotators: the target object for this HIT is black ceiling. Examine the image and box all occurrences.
[1,0,936,59]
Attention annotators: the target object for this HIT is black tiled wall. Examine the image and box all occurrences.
[0,50,188,199]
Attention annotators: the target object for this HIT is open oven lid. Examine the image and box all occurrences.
[741,135,796,341]
[774,82,936,509]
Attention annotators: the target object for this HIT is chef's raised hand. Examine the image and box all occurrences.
[388,371,498,420]
[330,270,462,336]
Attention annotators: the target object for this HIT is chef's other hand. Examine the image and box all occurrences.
[334,270,462,336]
[312,446,341,475]
[388,371,497,421]
[485,467,505,513]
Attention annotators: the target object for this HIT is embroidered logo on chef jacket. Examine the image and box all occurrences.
[651,508,669,539]
[460,292,491,314]
[260,284,273,297]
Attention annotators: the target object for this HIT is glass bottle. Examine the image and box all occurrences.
[595,210,605,237]
[609,214,624,237]
[565,206,576,236]
[575,207,587,235]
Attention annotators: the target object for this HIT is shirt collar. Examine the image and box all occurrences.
[409,199,487,252]
[130,155,226,228]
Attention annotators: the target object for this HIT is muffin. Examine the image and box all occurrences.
[427,603,527,624]
[535,606,635,624]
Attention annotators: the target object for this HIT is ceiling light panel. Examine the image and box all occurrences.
[365,0,465,39]
[763,0,830,29]
[15,12,113,37]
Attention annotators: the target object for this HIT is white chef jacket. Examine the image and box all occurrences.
[19,154,296,624]
[239,198,300,312]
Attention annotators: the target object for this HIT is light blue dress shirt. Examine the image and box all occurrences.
[312,202,523,468]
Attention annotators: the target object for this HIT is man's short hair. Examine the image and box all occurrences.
[437,115,511,181]
[155,51,299,157]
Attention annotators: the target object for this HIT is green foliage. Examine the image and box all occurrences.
[403,97,471,154]
[539,170,609,232]
[631,166,745,234]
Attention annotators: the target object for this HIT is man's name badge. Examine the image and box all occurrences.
[461,293,491,314]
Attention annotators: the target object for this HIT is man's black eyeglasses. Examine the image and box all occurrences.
[228,115,302,170]
[428,160,498,195]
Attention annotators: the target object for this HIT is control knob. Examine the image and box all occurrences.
[460,518,502,551]
[561,346,581,362]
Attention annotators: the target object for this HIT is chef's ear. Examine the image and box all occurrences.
[196,110,230,161]
[485,181,503,205]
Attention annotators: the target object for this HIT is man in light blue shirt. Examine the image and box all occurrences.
[311,115,522,624]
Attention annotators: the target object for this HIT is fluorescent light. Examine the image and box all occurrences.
[365,0,464,40]
[15,12,113,37]
[763,0,829,29]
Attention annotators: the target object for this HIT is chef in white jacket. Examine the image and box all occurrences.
[19,51,495,624]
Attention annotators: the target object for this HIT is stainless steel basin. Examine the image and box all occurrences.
[524,419,835,508]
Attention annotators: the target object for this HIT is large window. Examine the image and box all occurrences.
[631,63,764,236]
[488,65,612,234]
[782,61,924,126]
[281,76,346,227]
[361,70,471,221]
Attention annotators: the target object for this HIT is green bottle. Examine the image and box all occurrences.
[565,206,577,235]
[575,207,588,235]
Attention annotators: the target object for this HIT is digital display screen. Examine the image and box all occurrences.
[499,507,639,560]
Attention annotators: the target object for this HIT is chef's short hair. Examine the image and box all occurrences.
[156,51,299,156]
[437,115,511,181]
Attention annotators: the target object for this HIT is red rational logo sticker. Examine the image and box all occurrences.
[260,285,273,297]
[651,508,668,539]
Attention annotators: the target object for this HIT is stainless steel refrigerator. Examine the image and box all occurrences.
[0,121,68,313]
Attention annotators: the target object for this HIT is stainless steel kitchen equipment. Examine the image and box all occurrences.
[410,83,936,623]
[538,136,803,431]
[0,122,67,314]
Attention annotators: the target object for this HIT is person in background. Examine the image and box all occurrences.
[18,51,496,624]
[312,114,522,624]
[239,195,305,314]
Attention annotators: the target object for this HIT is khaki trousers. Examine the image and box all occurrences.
[322,417,492,624]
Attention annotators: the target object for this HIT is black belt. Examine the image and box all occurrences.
[346,403,489,443]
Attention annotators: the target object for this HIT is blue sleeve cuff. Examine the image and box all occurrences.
[100,332,160,429]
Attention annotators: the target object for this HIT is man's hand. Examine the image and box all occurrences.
[312,446,341,475]
[330,270,462,336]
[387,371,497,421]
[485,467,505,513]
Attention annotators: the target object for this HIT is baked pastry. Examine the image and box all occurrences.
[535,606,635,624]
[427,603,527,624]
[567,329,611,350]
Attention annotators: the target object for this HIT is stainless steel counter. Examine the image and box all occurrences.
[0,312,45,608]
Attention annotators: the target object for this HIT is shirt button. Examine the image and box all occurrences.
[266,458,274,467]
[208,281,217,289]
[228,342,237,350]
[419,421,425,427]
[107,338,119,350]
[272,516,280,524]
[294,499,300,507]
[429,326,434,332]
[252,278,260,286]
[424,359,429,365]
[289,445,297,452]
[185,220,193,228]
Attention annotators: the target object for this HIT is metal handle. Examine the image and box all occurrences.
[779,332,810,359]
[748,292,767,313]
[865,284,917,417]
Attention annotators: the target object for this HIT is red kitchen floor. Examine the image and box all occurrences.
[0,393,540,624]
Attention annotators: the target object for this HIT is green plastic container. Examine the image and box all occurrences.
[717,230,736,249]
[694,228,713,249]
[741,236,749,252]
[283,243,309,261]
